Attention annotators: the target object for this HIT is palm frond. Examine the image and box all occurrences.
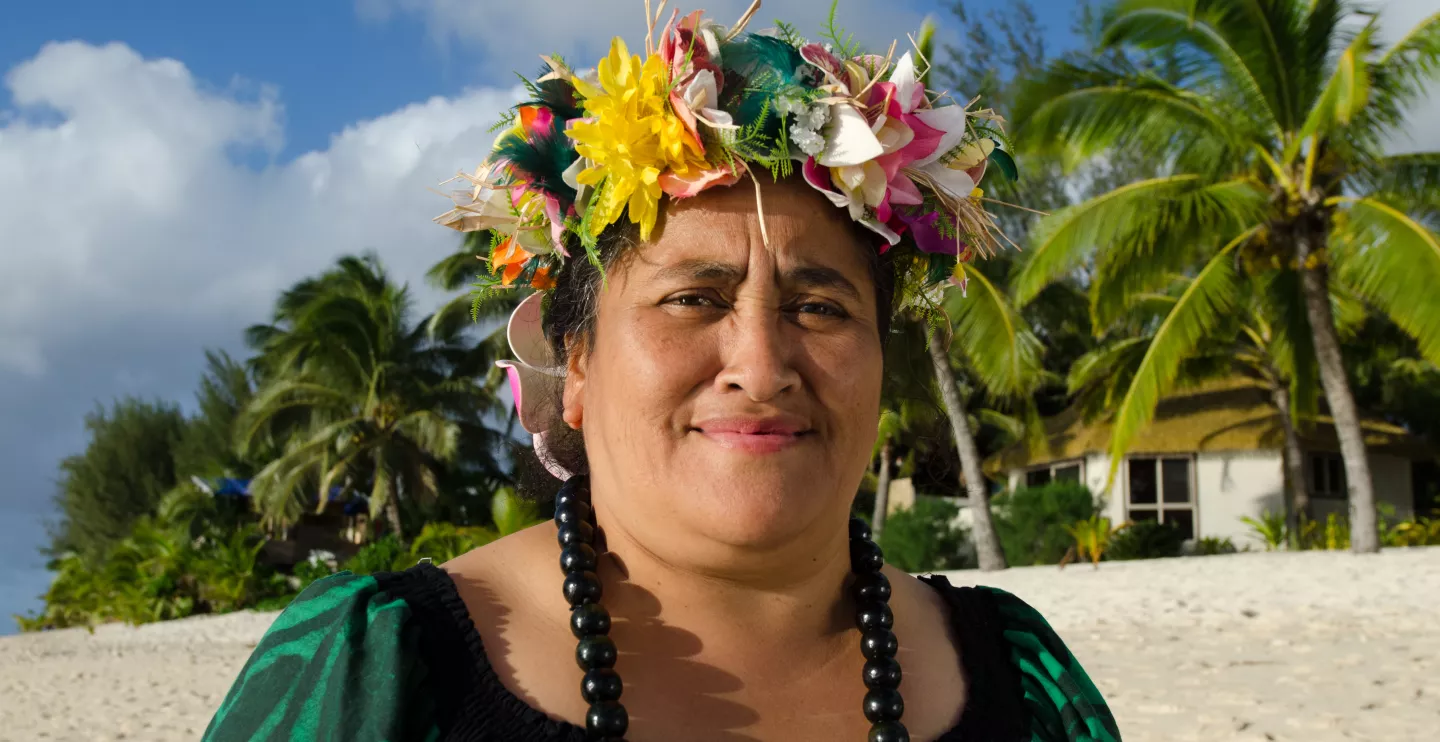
[942,269,1044,399]
[1333,196,1440,364]
[1366,11,1440,134]
[1089,178,1264,327]
[1101,0,1287,136]
[1104,234,1248,482]
[1013,175,1264,306]
[1348,152,1440,209]
[1289,20,1377,164]
[1013,61,1242,168]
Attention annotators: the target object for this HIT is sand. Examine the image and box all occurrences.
[1,547,1436,742]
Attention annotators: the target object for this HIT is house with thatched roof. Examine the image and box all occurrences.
[987,379,1436,544]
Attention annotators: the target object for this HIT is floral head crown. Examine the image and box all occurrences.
[433,1,1019,479]
[436,0,1017,297]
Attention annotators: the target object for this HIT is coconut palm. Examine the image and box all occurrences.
[1011,1,1440,552]
[1071,270,1368,543]
[239,254,505,541]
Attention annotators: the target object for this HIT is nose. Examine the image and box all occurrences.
[713,302,801,402]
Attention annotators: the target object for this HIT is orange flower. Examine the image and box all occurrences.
[491,236,534,286]
[529,265,556,290]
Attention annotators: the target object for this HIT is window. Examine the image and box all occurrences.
[1023,461,1084,489]
[1127,456,1196,539]
[1310,454,1346,499]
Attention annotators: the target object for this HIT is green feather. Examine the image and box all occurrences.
[523,78,583,122]
[494,111,579,208]
[718,33,807,141]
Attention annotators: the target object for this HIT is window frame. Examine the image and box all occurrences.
[1124,454,1199,539]
[1022,459,1086,489]
[1309,453,1347,500]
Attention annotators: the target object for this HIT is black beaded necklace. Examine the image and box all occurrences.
[552,474,910,742]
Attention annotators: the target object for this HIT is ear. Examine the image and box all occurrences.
[561,333,587,430]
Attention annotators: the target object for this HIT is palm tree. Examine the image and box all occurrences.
[1011,1,1440,552]
[1071,270,1369,544]
[239,254,505,541]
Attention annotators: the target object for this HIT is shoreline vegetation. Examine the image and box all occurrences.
[18,0,1440,645]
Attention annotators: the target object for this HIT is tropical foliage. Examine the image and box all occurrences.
[1012,0,1440,553]
[992,481,1103,566]
[877,497,974,572]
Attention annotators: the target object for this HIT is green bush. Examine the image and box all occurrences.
[341,535,408,575]
[878,497,973,572]
[16,520,287,631]
[1190,536,1237,556]
[1108,520,1185,560]
[992,481,1101,566]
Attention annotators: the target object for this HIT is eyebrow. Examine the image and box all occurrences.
[651,259,861,300]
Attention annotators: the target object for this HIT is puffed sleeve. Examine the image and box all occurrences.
[982,587,1123,742]
[202,571,441,742]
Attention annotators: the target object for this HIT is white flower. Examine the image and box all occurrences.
[791,126,826,156]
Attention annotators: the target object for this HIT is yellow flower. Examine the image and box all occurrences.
[567,37,709,241]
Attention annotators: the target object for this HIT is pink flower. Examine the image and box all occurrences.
[658,159,746,199]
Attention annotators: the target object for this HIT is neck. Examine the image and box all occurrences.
[591,501,858,680]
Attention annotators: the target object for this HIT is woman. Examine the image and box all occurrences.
[203,6,1121,741]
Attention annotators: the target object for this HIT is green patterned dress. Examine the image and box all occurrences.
[203,564,1120,741]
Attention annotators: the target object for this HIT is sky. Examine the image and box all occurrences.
[0,0,1435,633]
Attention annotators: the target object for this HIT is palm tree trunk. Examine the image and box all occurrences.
[927,330,1007,571]
[872,440,893,541]
[385,495,405,544]
[1295,231,1378,553]
[1271,384,1310,549]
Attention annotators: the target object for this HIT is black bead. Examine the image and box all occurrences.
[563,570,603,607]
[863,688,905,723]
[555,474,589,502]
[555,499,592,526]
[576,635,618,669]
[853,571,892,603]
[849,517,872,541]
[586,700,628,737]
[868,720,910,742]
[581,668,624,703]
[861,629,899,660]
[557,521,595,548]
[559,543,598,574]
[850,539,885,573]
[570,603,612,638]
[856,601,894,632]
[863,658,902,690]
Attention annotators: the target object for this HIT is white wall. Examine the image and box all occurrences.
[1196,451,1286,546]
[1374,453,1415,518]
[1085,454,1124,525]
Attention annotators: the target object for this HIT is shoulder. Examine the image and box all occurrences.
[974,586,1123,742]
[203,570,441,742]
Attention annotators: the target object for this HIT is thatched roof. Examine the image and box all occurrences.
[989,378,1428,473]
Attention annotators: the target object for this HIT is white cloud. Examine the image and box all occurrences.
[354,0,929,76]
[0,41,522,378]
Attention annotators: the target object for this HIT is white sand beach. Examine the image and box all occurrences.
[2,547,1436,742]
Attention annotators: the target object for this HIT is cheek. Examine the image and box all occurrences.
[805,332,884,440]
[591,310,713,425]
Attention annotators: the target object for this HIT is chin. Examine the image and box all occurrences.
[672,459,839,547]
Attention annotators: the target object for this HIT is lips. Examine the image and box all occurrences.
[692,416,813,454]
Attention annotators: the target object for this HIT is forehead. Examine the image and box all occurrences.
[629,178,876,281]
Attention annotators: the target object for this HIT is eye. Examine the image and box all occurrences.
[664,291,726,309]
[790,300,848,319]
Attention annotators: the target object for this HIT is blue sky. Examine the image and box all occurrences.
[0,0,1086,633]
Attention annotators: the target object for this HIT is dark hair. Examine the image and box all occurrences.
[515,185,899,500]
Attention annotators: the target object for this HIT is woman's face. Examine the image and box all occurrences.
[563,179,884,556]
